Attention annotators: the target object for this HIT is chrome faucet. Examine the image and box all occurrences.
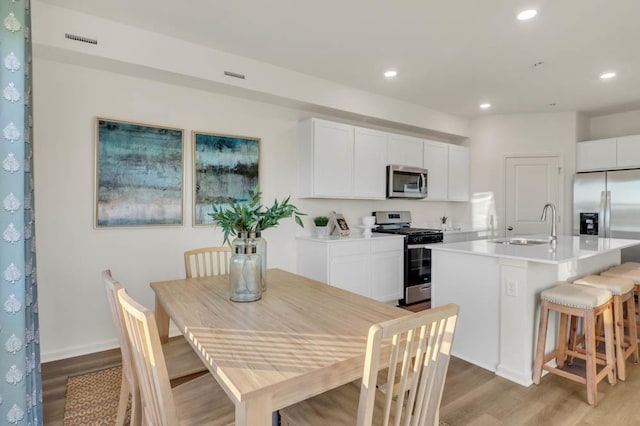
[541,203,557,242]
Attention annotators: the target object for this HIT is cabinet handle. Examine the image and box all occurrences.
[507,226,513,231]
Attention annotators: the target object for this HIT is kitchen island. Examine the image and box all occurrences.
[430,235,640,386]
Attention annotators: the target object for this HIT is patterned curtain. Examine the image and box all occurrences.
[0,0,42,424]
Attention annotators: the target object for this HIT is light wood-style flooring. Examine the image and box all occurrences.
[42,346,640,425]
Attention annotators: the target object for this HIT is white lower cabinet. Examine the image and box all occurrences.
[296,236,404,302]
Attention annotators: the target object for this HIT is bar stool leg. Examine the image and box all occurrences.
[584,308,598,406]
[557,313,569,367]
[533,300,550,384]
[603,305,617,386]
[628,294,639,364]
[613,295,626,381]
[567,315,578,365]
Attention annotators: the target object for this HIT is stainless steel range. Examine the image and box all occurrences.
[372,211,443,305]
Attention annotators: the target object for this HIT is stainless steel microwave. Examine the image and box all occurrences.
[387,165,428,199]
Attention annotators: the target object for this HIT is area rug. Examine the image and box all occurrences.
[63,366,129,425]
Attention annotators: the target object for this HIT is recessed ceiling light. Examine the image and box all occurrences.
[384,70,397,78]
[600,72,616,79]
[480,103,491,109]
[517,9,537,20]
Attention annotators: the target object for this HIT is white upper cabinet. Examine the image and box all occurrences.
[576,138,617,172]
[298,118,387,199]
[448,145,470,201]
[423,140,448,200]
[423,141,469,201]
[387,134,424,168]
[299,118,470,201]
[576,135,640,172]
[302,119,354,197]
[616,135,640,169]
[354,127,388,199]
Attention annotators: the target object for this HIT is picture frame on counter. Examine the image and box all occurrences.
[331,211,350,237]
[192,131,260,226]
[94,117,184,228]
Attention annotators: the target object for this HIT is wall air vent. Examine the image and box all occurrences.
[65,33,98,45]
[224,71,246,80]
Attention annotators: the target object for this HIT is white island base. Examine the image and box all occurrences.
[430,236,640,386]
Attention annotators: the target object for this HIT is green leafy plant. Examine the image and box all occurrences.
[313,216,330,227]
[208,186,305,244]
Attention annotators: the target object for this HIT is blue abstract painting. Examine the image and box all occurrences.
[193,131,260,225]
[96,118,184,227]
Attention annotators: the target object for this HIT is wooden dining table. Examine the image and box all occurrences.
[151,268,410,426]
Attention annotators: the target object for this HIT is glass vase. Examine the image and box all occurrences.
[229,236,262,302]
[249,231,267,291]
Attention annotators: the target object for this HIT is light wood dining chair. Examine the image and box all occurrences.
[184,247,232,278]
[117,287,235,425]
[102,270,209,426]
[280,303,459,426]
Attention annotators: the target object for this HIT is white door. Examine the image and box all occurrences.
[505,156,562,237]
[387,134,423,168]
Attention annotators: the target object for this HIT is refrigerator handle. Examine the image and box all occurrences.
[605,190,611,237]
[599,191,606,238]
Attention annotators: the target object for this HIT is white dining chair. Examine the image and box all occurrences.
[117,286,235,425]
[184,247,232,278]
[280,303,459,426]
[102,270,209,425]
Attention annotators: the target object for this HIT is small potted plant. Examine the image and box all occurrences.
[313,216,330,238]
[440,216,448,231]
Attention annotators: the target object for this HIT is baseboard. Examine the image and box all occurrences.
[41,325,182,362]
[41,338,119,363]
[495,365,534,387]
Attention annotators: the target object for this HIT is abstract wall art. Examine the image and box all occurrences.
[192,131,260,225]
[95,118,184,227]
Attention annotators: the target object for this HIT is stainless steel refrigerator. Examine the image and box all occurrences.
[574,169,640,262]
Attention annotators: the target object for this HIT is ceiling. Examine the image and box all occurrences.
[38,0,640,118]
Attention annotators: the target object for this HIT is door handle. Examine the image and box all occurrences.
[507,226,513,231]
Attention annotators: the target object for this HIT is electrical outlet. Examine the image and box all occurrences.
[506,280,519,297]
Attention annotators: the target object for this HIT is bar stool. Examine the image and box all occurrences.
[602,264,640,329]
[533,282,616,406]
[573,275,638,381]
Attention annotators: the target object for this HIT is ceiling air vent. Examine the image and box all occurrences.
[224,71,245,80]
[65,33,98,45]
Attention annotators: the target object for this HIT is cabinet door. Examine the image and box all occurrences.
[329,254,371,298]
[387,134,423,168]
[313,120,354,197]
[616,135,640,169]
[354,127,387,199]
[576,138,617,172]
[448,145,470,201]
[371,250,403,302]
[423,140,448,200]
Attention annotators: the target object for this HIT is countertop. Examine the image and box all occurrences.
[296,233,405,243]
[428,235,640,264]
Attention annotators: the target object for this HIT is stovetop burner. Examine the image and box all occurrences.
[372,211,443,244]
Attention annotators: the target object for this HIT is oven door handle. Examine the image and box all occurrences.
[408,244,432,249]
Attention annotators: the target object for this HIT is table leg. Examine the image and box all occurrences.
[154,294,170,344]
[235,394,272,426]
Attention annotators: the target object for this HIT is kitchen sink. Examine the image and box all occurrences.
[489,237,550,246]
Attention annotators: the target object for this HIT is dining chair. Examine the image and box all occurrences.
[280,303,459,426]
[116,286,235,425]
[184,246,232,278]
[102,270,209,426]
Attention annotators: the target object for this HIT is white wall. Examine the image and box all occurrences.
[33,58,468,361]
[589,109,640,140]
[32,0,470,139]
[469,113,578,237]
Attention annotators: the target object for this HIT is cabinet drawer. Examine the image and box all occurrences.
[371,238,404,253]
[329,241,370,257]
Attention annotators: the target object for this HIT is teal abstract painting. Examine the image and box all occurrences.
[96,118,184,227]
[193,131,260,225]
